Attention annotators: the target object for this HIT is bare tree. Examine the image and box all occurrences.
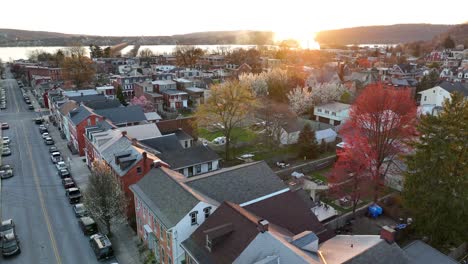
[83,161,127,235]
[174,45,205,69]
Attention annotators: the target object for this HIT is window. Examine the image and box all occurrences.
[95,117,99,124]
[168,257,172,264]
[190,211,198,225]
[433,90,435,93]
[160,224,164,240]
[195,164,201,174]
[137,166,142,174]
[87,119,91,126]
[161,248,165,263]
[424,96,427,101]
[166,231,171,244]
[332,112,336,116]
[325,110,330,114]
[203,207,211,219]
[317,108,322,112]
[208,162,212,171]
[184,140,188,148]
[178,169,184,175]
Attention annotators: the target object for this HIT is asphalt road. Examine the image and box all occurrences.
[0,69,113,264]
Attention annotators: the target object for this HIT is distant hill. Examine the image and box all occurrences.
[431,23,468,47]
[0,28,274,47]
[315,24,454,45]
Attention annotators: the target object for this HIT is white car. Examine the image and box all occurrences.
[41,132,49,139]
[2,137,10,144]
[56,161,67,171]
[212,136,226,145]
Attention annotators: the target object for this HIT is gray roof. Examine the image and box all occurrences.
[345,240,411,264]
[175,129,193,141]
[438,81,468,96]
[185,161,287,204]
[140,134,183,153]
[84,99,122,110]
[130,168,200,228]
[101,137,142,176]
[69,105,93,126]
[95,105,147,125]
[69,94,107,104]
[404,240,458,264]
[158,144,220,169]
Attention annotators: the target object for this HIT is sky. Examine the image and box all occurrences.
[1,0,467,42]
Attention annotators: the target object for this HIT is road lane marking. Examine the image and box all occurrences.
[20,121,62,264]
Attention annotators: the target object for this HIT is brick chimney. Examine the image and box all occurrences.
[257,219,269,233]
[131,138,137,146]
[121,131,127,137]
[380,226,395,244]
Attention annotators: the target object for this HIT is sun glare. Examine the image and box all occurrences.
[274,30,320,49]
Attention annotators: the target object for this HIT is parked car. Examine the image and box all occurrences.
[2,136,10,144]
[62,178,76,189]
[1,233,21,257]
[89,233,114,260]
[48,146,59,153]
[39,125,48,133]
[34,117,44,124]
[44,137,54,145]
[0,105,6,110]
[56,161,67,171]
[2,147,12,156]
[0,164,14,179]
[78,216,98,236]
[0,219,15,239]
[58,168,71,179]
[73,203,88,218]
[65,187,82,204]
[50,152,62,163]
[1,123,9,130]
[41,132,50,139]
[28,105,34,110]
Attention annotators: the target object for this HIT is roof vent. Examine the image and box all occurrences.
[257,219,269,233]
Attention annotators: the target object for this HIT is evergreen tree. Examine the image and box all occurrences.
[417,70,440,93]
[404,93,468,247]
[443,35,455,49]
[116,85,127,106]
[297,123,319,159]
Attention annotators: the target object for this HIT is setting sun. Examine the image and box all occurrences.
[274,30,320,49]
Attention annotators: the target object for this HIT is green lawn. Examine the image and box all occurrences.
[198,127,257,142]
[309,166,332,182]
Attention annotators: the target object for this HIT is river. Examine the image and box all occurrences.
[0,44,260,61]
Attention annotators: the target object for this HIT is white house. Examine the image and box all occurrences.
[313,102,351,126]
[418,81,468,115]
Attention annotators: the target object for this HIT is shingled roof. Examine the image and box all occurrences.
[184,161,287,205]
[130,167,201,228]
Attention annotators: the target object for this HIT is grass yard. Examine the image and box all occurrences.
[309,166,332,182]
[198,127,257,142]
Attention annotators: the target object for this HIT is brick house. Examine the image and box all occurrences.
[25,66,62,85]
[67,105,104,156]
[134,81,164,113]
[85,127,166,219]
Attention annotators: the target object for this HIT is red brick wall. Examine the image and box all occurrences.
[75,115,104,156]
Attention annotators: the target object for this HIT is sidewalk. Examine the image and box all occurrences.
[46,120,143,264]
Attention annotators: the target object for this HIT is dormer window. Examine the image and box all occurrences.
[203,207,212,219]
[190,211,198,226]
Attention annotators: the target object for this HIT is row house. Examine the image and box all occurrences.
[84,127,165,219]
[25,66,62,85]
[454,70,468,83]
[67,105,104,156]
[162,90,188,110]
[96,85,116,99]
[197,55,225,69]
[131,161,329,264]
[139,133,220,177]
[111,74,152,97]
[389,64,422,80]
[94,105,148,127]
[152,65,176,73]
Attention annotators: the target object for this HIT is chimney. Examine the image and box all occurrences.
[142,152,148,166]
[121,131,127,137]
[257,219,269,233]
[131,138,138,146]
[380,226,395,244]
[80,92,83,97]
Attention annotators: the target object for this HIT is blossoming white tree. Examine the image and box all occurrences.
[288,82,348,114]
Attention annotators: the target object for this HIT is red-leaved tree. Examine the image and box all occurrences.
[331,85,416,203]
